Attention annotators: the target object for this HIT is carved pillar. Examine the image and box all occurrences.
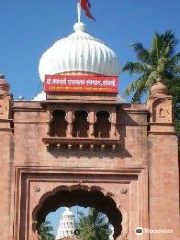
[66,111,73,138]
[88,111,95,138]
[110,110,117,138]
[47,109,51,135]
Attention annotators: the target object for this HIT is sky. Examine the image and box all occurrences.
[0,0,180,235]
[0,0,180,101]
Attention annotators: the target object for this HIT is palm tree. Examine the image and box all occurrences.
[122,30,180,135]
[123,30,180,101]
[78,208,111,240]
[38,221,55,240]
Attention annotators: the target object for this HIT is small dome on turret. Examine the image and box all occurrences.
[39,22,120,82]
[150,78,168,96]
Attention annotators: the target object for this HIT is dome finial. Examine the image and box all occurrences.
[74,21,86,32]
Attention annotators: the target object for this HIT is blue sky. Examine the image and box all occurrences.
[0,0,180,235]
[0,0,180,101]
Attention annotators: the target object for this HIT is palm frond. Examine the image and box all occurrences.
[122,62,150,75]
[132,85,148,102]
[168,65,180,74]
[130,43,150,63]
[38,221,55,240]
[150,32,160,62]
[151,30,178,60]
[125,74,149,96]
[169,52,180,65]
[79,208,111,240]
[162,30,178,56]
[145,71,157,87]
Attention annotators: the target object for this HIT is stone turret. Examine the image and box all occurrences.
[0,74,13,130]
[147,78,174,133]
[0,74,13,240]
[147,78,179,238]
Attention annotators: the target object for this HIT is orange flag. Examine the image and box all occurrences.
[80,0,96,21]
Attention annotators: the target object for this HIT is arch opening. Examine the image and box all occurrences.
[94,110,111,138]
[33,187,122,239]
[50,109,67,137]
[73,110,89,137]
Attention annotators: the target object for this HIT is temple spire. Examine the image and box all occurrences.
[56,207,75,240]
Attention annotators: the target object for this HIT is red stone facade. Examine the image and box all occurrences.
[0,75,179,240]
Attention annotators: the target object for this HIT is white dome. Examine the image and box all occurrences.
[39,22,120,82]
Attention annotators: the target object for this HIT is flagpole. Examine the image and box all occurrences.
[77,1,81,22]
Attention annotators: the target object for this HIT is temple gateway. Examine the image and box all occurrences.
[0,18,179,240]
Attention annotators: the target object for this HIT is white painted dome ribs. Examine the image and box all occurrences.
[39,22,120,81]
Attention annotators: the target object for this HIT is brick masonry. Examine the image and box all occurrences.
[0,77,179,240]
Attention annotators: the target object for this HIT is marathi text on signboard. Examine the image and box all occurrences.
[44,75,118,93]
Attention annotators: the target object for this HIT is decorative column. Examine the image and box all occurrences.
[110,110,117,138]
[88,111,95,138]
[47,109,51,135]
[66,111,74,138]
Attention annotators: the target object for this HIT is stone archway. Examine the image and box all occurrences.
[13,167,146,240]
[32,184,129,240]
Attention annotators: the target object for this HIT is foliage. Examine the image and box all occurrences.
[38,221,55,240]
[78,208,111,240]
[122,30,180,136]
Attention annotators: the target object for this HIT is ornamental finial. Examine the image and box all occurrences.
[77,2,81,22]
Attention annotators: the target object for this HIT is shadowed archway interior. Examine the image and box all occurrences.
[33,188,122,239]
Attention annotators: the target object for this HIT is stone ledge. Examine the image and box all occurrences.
[42,136,120,151]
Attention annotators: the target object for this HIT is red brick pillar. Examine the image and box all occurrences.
[110,109,117,138]
[88,110,95,138]
[147,79,180,240]
[0,75,13,240]
[66,111,73,138]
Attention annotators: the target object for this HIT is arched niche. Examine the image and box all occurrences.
[32,185,125,240]
[73,110,89,137]
[94,110,111,138]
[152,98,171,123]
[50,109,67,137]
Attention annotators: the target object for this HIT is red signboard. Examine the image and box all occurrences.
[44,74,118,93]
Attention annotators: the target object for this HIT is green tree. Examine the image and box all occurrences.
[122,30,180,136]
[78,208,111,240]
[38,221,55,240]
